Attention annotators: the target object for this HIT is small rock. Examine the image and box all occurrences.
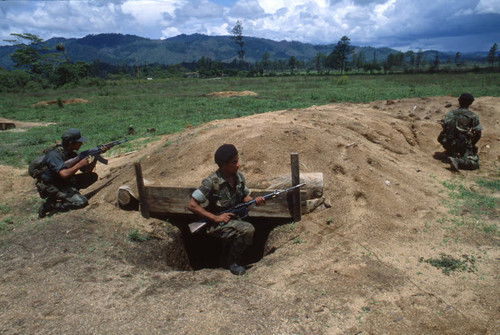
[393,315,403,323]
[324,198,332,208]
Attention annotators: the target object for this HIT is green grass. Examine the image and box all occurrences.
[127,229,150,242]
[419,253,477,276]
[439,177,499,235]
[1,73,499,167]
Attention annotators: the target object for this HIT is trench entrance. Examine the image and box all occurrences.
[167,217,294,271]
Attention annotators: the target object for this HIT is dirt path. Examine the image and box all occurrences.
[0,96,499,334]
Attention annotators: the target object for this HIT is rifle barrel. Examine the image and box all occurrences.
[188,183,306,233]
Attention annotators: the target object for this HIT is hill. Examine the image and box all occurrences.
[0,96,498,334]
[0,33,488,69]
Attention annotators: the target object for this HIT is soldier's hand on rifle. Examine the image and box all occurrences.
[80,155,96,173]
[215,212,234,223]
[254,196,266,206]
[99,145,110,153]
[76,156,91,168]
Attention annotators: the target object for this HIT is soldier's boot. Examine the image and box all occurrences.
[38,201,58,218]
[448,157,460,172]
[456,157,479,170]
[38,202,49,219]
[228,243,246,276]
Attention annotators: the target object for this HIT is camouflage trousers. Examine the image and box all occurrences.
[449,145,480,170]
[438,133,480,170]
[37,172,98,213]
[207,218,255,263]
[453,154,480,170]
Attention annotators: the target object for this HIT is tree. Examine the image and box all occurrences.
[327,36,352,75]
[487,42,498,66]
[4,33,64,76]
[416,49,423,71]
[454,52,462,67]
[288,56,297,75]
[386,53,396,71]
[363,50,380,74]
[352,52,365,70]
[259,52,271,75]
[231,20,245,68]
[405,51,415,69]
[314,52,326,74]
[56,43,70,63]
[430,51,440,72]
[4,33,46,74]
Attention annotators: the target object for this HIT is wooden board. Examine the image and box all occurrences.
[143,186,307,218]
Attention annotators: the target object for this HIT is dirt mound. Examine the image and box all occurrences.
[31,98,89,107]
[207,90,258,97]
[0,117,55,131]
[1,96,498,334]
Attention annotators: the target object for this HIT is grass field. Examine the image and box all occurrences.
[1,72,499,167]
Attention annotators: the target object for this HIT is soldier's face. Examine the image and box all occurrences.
[68,141,83,151]
[221,155,240,174]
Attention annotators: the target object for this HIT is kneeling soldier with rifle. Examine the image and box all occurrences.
[32,128,126,218]
[188,144,266,276]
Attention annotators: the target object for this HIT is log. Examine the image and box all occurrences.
[259,172,324,200]
[116,185,139,209]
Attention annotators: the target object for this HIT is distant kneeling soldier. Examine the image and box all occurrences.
[188,144,265,276]
[438,93,482,172]
[34,128,107,218]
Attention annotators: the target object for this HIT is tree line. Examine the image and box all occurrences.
[1,31,499,92]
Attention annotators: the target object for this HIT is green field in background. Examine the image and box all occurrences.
[1,72,499,167]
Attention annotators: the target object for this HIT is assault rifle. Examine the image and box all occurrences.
[64,138,128,168]
[188,183,305,234]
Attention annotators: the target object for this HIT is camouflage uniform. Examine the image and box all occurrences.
[37,145,98,216]
[438,107,482,170]
[191,170,254,265]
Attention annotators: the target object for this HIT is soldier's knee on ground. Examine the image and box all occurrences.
[67,193,89,209]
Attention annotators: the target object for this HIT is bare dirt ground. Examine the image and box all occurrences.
[0,96,499,334]
[30,98,90,107]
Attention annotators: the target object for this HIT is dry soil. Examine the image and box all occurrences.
[0,96,499,334]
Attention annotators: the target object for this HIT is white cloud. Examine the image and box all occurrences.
[0,0,498,52]
[121,0,179,25]
[476,0,500,14]
[231,0,266,19]
[256,0,327,15]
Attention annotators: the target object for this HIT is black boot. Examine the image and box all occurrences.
[38,201,63,218]
[449,156,459,172]
[229,263,246,276]
[39,201,57,218]
[228,243,247,276]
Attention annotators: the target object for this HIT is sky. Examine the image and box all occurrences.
[0,0,499,53]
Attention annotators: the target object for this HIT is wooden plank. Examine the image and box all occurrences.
[135,162,150,218]
[145,187,196,214]
[290,153,301,221]
[143,186,306,218]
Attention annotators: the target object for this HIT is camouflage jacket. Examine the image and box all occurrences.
[442,107,482,134]
[191,170,250,212]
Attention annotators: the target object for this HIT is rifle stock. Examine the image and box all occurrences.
[188,183,305,234]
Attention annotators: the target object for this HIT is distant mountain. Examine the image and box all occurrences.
[0,33,488,70]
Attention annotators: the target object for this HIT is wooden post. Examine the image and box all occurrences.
[290,153,301,221]
[135,162,150,218]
